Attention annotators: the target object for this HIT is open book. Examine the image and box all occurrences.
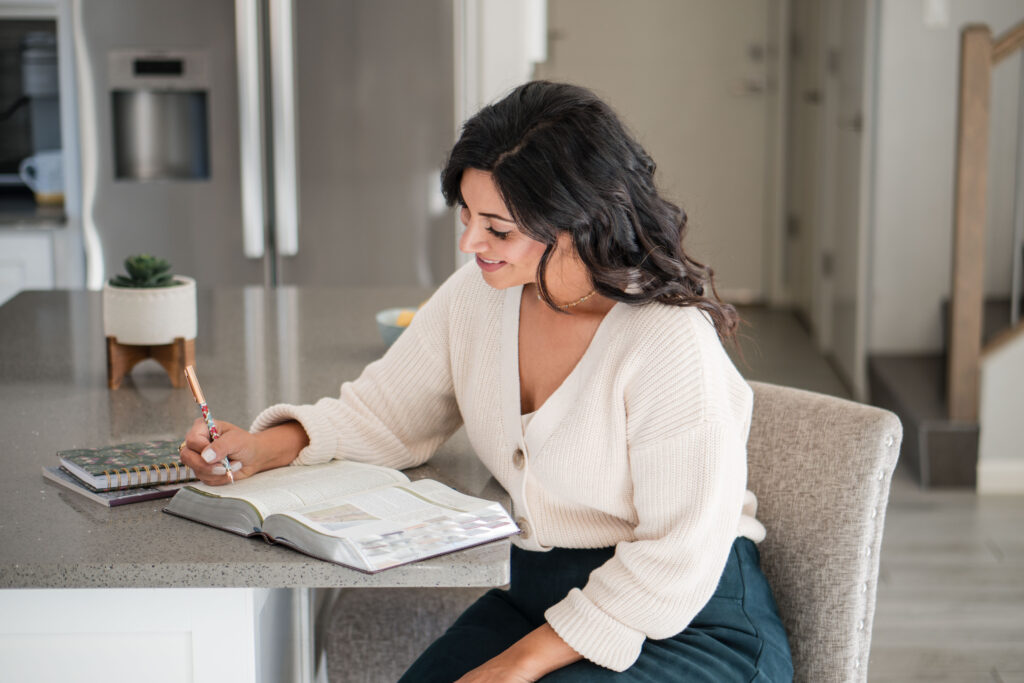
[163,460,518,573]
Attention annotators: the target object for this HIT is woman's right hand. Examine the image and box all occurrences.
[179,418,263,485]
[179,419,310,486]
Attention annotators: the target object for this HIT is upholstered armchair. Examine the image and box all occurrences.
[746,381,902,682]
[325,382,903,682]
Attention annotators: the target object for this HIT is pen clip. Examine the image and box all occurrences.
[183,365,206,405]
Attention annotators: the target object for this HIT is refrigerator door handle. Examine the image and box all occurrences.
[73,0,105,289]
[269,0,299,257]
[236,0,267,258]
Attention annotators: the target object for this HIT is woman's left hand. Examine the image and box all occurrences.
[455,623,582,682]
[455,655,537,683]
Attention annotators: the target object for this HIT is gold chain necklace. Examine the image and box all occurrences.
[537,289,597,310]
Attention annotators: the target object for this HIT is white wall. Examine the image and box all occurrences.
[977,332,1024,493]
[454,0,546,267]
[456,0,546,122]
[870,1,1023,353]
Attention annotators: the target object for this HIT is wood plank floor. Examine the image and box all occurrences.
[869,467,1024,682]
[734,307,1024,683]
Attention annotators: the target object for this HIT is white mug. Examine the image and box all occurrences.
[19,149,64,205]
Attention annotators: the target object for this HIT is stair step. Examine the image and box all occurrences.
[868,354,978,488]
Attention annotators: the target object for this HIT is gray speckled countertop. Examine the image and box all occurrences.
[0,288,510,589]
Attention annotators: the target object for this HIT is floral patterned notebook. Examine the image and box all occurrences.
[58,440,196,491]
[42,466,187,507]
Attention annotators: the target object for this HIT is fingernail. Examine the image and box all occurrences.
[211,465,226,474]
[201,448,218,463]
[230,461,242,472]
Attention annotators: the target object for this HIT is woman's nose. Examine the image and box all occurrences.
[458,220,487,254]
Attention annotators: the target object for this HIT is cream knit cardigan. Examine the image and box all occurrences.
[252,262,765,672]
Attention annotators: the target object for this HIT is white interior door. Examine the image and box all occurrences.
[821,0,874,398]
[535,0,776,302]
[785,0,825,331]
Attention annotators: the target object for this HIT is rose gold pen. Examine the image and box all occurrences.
[184,365,234,483]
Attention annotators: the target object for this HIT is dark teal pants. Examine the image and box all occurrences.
[400,537,793,681]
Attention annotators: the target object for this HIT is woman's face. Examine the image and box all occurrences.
[457,168,551,289]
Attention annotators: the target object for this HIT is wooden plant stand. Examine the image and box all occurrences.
[106,336,195,390]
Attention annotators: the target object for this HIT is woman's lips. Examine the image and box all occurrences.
[475,255,507,272]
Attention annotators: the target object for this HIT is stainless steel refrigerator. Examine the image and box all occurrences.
[74,0,456,289]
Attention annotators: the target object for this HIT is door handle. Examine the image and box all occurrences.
[269,0,299,257]
[840,112,864,132]
[72,0,105,289]
[236,0,267,259]
[735,77,766,95]
[803,89,822,104]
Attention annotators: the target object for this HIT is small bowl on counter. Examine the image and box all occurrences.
[375,307,417,347]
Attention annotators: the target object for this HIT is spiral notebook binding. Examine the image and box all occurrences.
[101,462,195,490]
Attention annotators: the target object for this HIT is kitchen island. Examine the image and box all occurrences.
[0,287,510,682]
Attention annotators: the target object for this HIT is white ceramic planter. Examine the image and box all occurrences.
[102,276,197,345]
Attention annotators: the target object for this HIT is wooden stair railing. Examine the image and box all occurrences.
[982,319,1024,360]
[949,19,1024,422]
[992,20,1024,63]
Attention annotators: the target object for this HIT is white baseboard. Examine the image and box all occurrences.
[977,459,1024,495]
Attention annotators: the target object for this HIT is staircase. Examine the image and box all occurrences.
[869,20,1024,489]
[869,300,1021,487]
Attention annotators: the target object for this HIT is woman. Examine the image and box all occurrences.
[180,81,793,681]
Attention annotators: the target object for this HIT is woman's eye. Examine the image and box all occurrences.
[487,227,511,240]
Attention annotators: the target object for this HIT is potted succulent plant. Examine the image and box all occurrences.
[102,254,197,346]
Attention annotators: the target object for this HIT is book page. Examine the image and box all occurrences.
[278,479,518,571]
[185,460,409,518]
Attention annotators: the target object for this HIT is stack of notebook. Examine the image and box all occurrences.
[42,439,196,507]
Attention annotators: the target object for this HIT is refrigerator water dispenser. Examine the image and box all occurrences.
[108,50,210,180]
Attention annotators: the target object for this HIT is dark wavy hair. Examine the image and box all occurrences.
[441,80,738,340]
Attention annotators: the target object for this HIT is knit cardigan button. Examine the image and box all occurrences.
[516,516,530,539]
[512,448,525,470]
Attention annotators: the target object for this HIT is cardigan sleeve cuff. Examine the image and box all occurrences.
[544,588,646,672]
[249,403,340,466]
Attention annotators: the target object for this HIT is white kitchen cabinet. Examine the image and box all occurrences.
[0,587,308,683]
